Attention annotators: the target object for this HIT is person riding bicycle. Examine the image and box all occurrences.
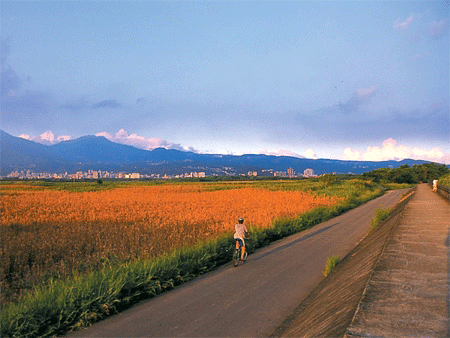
[234,218,249,261]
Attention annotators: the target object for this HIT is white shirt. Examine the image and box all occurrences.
[234,223,248,240]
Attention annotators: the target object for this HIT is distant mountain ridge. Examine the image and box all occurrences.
[0,130,431,176]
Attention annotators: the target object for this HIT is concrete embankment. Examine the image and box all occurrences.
[272,184,449,337]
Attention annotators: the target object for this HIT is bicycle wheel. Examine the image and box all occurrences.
[233,247,240,267]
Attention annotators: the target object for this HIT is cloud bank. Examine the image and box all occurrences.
[19,130,71,144]
[256,149,305,158]
[18,130,449,165]
[95,129,193,151]
[343,138,450,164]
[19,129,196,152]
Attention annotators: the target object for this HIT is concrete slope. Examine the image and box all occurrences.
[70,189,409,337]
[346,184,449,337]
[272,184,448,338]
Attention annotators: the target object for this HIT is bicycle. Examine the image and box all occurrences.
[233,238,248,267]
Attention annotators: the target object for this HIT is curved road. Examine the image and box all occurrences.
[71,189,409,337]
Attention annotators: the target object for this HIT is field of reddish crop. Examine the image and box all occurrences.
[1,182,340,303]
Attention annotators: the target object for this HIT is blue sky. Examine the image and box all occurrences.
[1,1,449,163]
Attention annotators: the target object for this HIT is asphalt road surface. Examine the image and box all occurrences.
[71,189,409,337]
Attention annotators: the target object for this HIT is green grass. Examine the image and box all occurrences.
[0,176,371,195]
[438,173,450,188]
[369,205,392,232]
[0,179,169,193]
[0,178,385,337]
[380,182,415,190]
[323,255,340,277]
[1,235,234,337]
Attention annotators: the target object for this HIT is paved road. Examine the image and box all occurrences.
[71,189,409,337]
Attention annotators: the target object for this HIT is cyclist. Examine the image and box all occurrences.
[234,218,249,261]
[433,179,438,192]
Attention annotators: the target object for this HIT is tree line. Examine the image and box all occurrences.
[362,163,449,184]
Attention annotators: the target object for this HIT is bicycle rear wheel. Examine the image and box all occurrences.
[233,247,240,267]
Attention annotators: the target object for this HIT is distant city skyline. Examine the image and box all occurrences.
[1,1,449,164]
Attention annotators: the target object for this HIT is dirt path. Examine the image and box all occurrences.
[70,189,410,337]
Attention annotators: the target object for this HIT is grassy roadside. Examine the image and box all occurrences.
[1,181,384,337]
[323,255,340,277]
[369,206,392,232]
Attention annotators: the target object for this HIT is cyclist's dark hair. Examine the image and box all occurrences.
[238,218,244,224]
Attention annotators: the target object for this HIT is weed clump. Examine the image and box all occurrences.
[370,205,392,231]
[323,255,340,277]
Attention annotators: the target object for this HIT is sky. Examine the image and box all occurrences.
[1,1,449,164]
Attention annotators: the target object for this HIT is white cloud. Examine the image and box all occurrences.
[96,129,189,151]
[257,149,304,158]
[343,148,361,161]
[17,129,184,151]
[393,14,415,30]
[303,149,317,159]
[40,130,55,143]
[19,130,71,144]
[18,134,31,140]
[214,149,240,156]
[343,138,450,164]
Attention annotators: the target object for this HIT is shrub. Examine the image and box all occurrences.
[438,173,450,188]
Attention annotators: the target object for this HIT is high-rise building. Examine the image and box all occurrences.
[287,167,295,178]
[303,168,314,177]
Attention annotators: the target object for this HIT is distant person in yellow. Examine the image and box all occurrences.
[433,179,438,192]
[234,218,249,261]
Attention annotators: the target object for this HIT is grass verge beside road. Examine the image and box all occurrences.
[323,255,340,277]
[369,206,392,232]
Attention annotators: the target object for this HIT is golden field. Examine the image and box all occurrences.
[1,181,340,303]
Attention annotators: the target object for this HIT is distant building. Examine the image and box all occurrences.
[248,171,258,176]
[287,167,295,178]
[303,168,314,177]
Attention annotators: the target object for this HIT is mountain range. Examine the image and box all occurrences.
[0,130,430,177]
